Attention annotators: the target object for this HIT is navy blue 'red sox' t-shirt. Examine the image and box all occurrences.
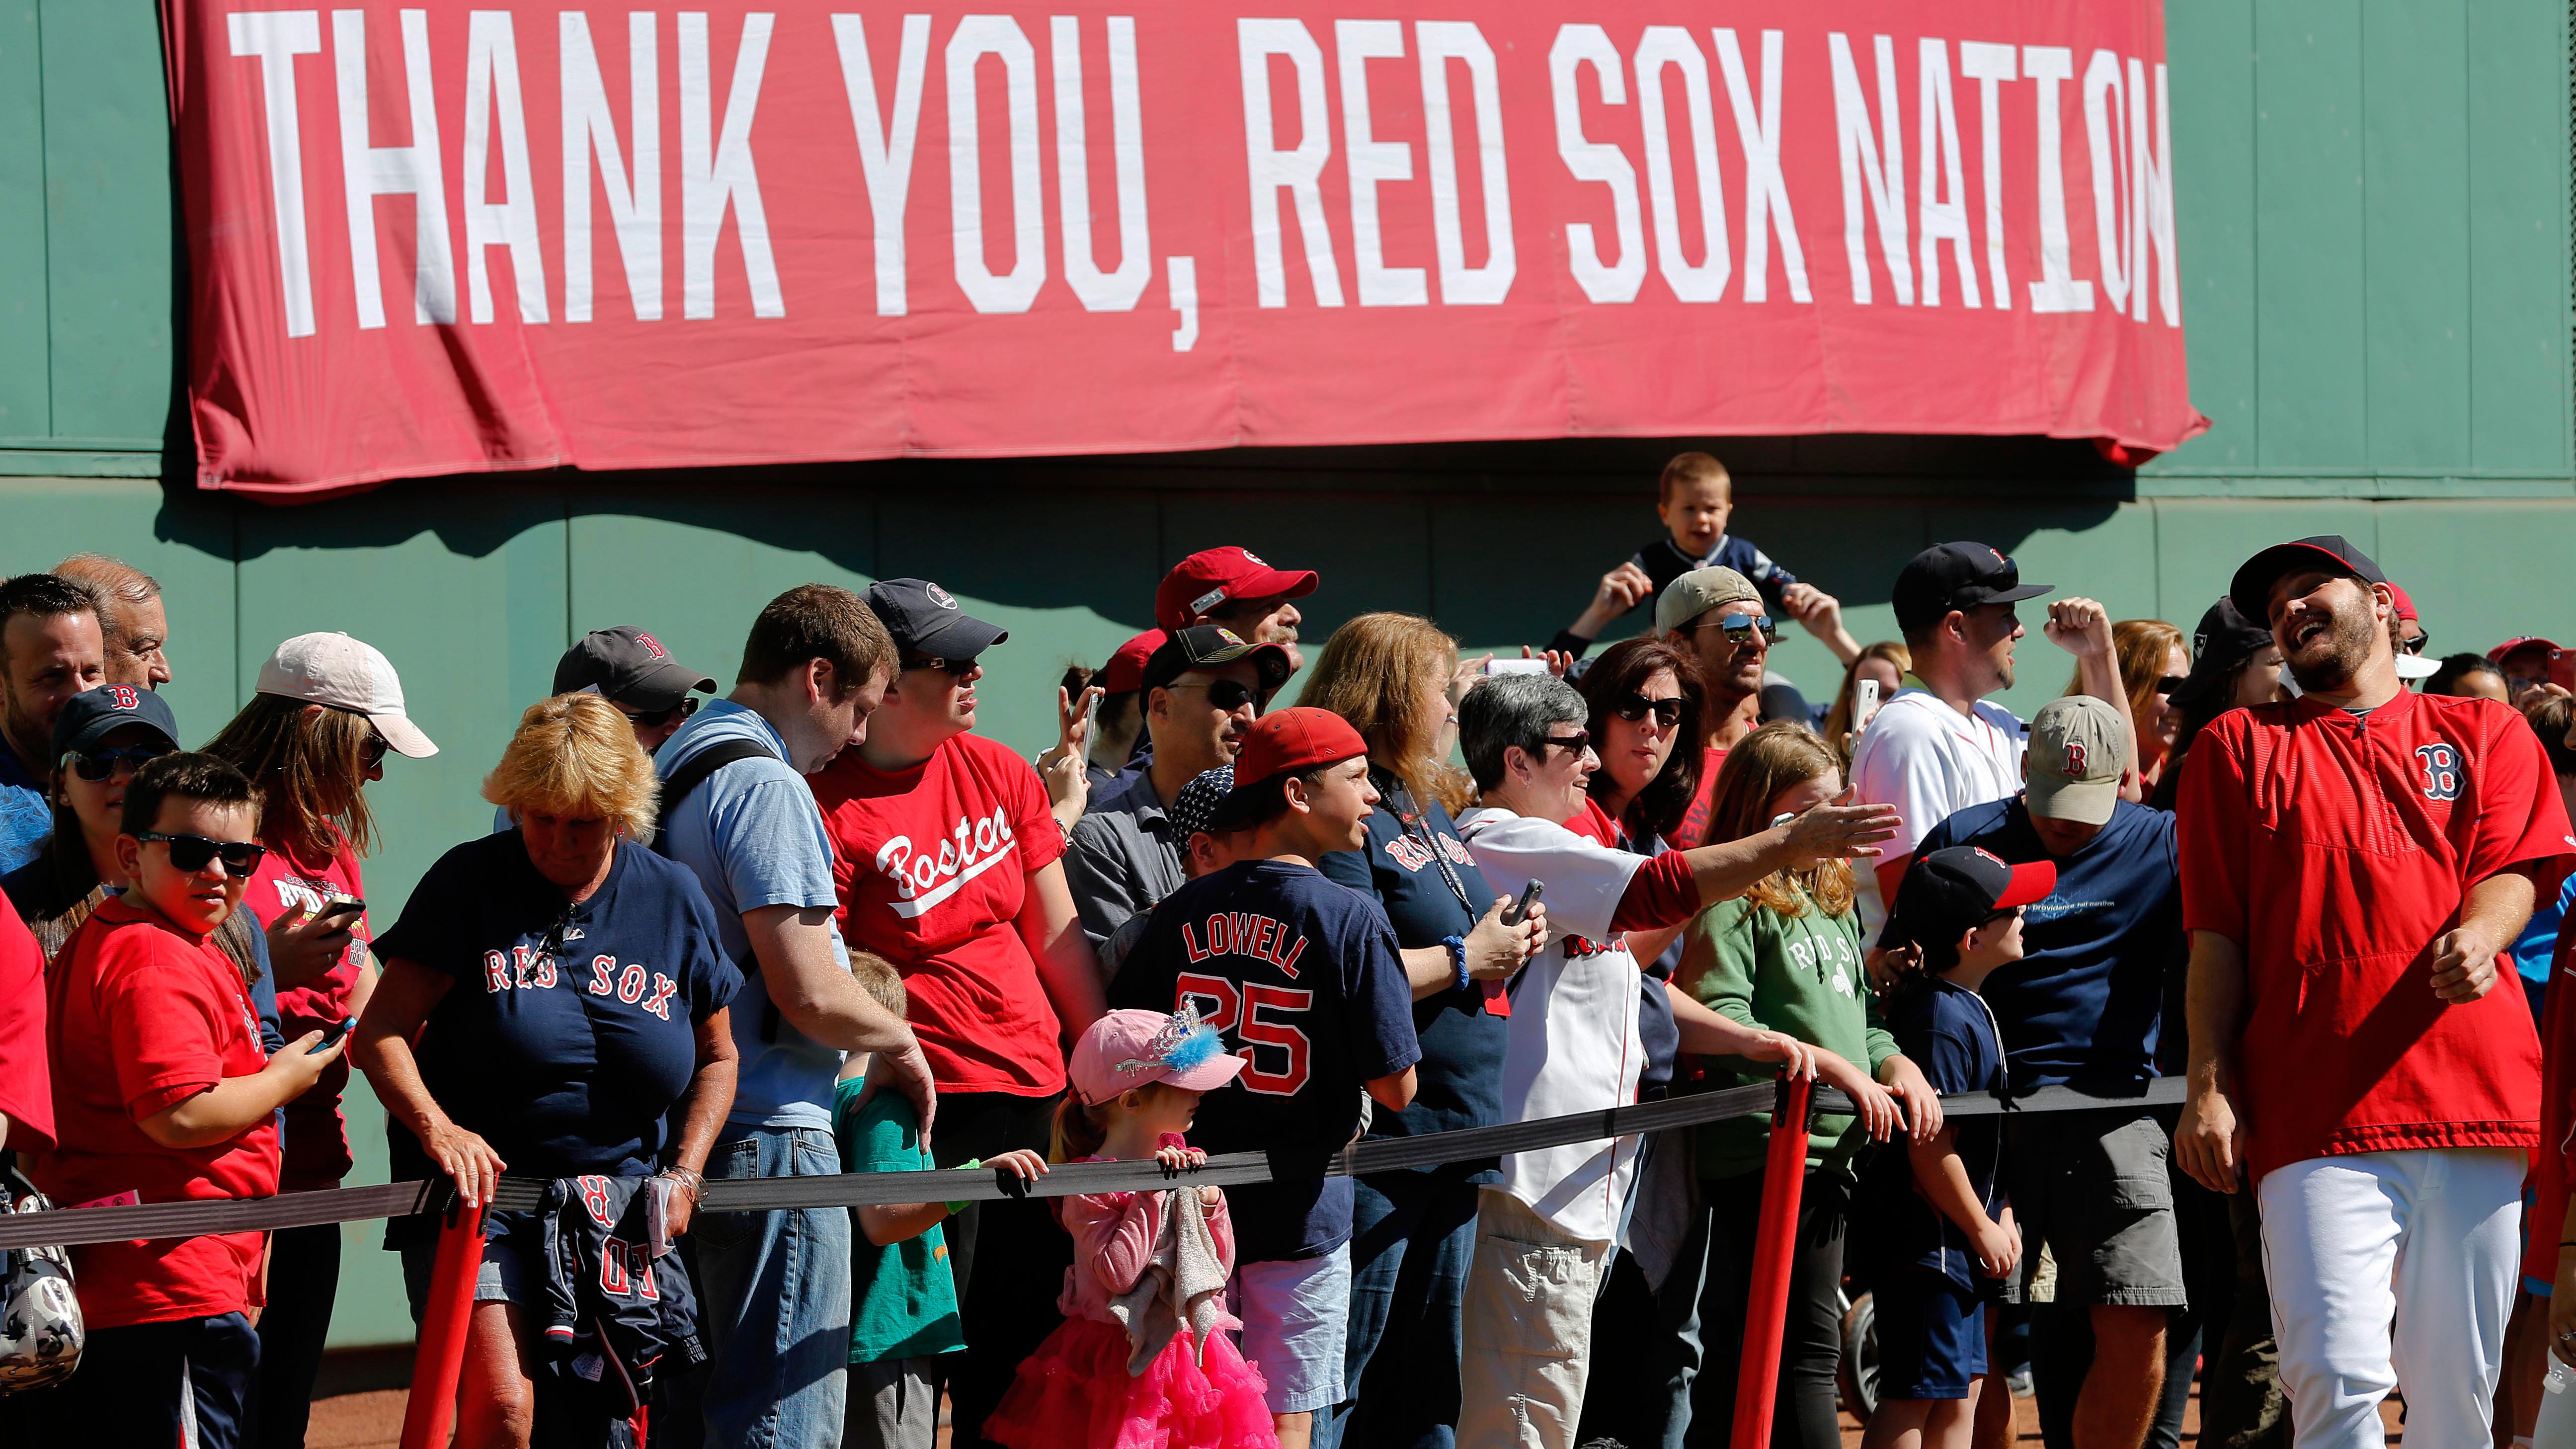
[373,831,743,1188]
[1111,858,1421,1264]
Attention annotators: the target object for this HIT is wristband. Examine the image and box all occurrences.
[1443,935,1469,992]
[946,1159,983,1216]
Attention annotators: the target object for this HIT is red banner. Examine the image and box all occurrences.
[165,1,2205,495]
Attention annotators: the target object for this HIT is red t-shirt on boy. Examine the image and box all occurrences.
[29,897,279,1326]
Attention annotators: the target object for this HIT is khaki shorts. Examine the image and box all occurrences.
[2003,1109,2187,1307]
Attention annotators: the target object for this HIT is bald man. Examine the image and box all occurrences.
[55,554,169,690]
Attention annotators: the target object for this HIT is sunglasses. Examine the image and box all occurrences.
[2399,632,2430,657]
[1164,679,1261,713]
[903,655,977,677]
[2155,674,2188,695]
[64,743,172,782]
[1534,730,1592,756]
[622,695,701,729]
[136,830,268,878]
[1694,612,1779,646]
[1611,694,1686,728]
[359,732,390,770]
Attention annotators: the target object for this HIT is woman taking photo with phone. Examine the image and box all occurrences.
[1293,612,1545,1449]
[203,630,437,1449]
[355,692,739,1449]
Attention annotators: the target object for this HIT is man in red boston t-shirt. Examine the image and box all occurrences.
[2174,535,2575,1449]
[811,577,1109,1448]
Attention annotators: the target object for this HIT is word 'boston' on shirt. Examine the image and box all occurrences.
[1110,858,1421,1265]
[371,830,743,1185]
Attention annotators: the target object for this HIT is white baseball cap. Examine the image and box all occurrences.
[254,632,439,759]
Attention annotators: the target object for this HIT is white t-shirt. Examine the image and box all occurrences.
[1454,807,1648,1247]
[1848,689,2028,930]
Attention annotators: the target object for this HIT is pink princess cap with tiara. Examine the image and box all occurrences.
[1069,1004,1247,1105]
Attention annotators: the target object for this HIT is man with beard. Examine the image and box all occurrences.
[1849,543,2130,919]
[0,573,106,873]
[2174,535,2573,1449]
[1655,567,1775,847]
[1065,624,1291,953]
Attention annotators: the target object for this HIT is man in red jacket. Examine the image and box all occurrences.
[2174,536,2575,1449]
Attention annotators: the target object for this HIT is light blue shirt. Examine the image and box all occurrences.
[0,748,49,876]
[655,700,851,1130]
[2512,872,2576,984]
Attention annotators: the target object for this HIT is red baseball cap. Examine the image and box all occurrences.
[1096,629,1166,695]
[2386,583,2420,623]
[2489,636,2566,664]
[1155,547,1319,631]
[1205,707,1368,831]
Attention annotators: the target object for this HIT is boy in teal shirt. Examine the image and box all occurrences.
[836,958,1046,1449]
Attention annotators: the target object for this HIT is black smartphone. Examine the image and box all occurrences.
[308,1015,358,1054]
[315,896,366,925]
[1501,879,1544,927]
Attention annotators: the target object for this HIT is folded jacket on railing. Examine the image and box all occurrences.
[0,1076,2186,1250]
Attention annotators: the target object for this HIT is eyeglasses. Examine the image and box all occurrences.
[1693,612,1779,646]
[621,695,701,729]
[135,831,267,879]
[1534,731,1592,756]
[1611,694,1685,728]
[1164,679,1261,713]
[903,655,977,676]
[63,743,171,782]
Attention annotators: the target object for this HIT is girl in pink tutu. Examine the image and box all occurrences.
[984,1007,1279,1449]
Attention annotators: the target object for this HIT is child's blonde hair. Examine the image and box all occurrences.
[849,952,907,1019]
[1049,1080,1188,1163]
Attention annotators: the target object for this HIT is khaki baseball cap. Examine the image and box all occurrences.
[2026,695,2124,825]
[255,632,439,758]
[1654,566,1762,635]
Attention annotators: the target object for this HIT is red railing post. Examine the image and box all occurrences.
[399,1195,487,1449]
[1730,1072,1814,1449]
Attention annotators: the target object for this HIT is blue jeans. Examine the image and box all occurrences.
[694,1125,852,1449]
[1314,1172,1478,1449]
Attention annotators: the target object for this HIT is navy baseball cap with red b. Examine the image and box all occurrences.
[1891,543,2053,634]
[2227,536,2386,622]
[1205,708,1367,831]
[555,626,717,712]
[1155,547,1318,632]
[52,682,179,759]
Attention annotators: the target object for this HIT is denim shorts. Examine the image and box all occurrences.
[1232,1244,1354,1414]
[396,1209,543,1321]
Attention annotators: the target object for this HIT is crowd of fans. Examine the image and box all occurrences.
[0,452,2571,1449]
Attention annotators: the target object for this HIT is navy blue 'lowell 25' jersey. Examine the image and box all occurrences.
[1110,858,1420,1264]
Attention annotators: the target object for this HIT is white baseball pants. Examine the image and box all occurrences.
[2258,1148,2524,1449]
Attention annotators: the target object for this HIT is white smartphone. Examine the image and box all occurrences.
[1078,688,1101,748]
[1854,677,1881,728]
[1486,657,1550,676]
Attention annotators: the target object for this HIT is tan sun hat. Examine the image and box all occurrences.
[254,632,439,758]
[2026,695,2124,825]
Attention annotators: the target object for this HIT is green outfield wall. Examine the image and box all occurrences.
[1,0,2571,1348]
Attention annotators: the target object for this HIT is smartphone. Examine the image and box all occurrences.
[1485,657,1550,677]
[1501,879,1544,927]
[1854,677,1881,727]
[316,896,367,928]
[308,1015,358,1054]
[1078,688,1101,750]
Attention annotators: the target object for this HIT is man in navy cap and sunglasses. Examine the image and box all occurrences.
[1850,543,2132,930]
[1065,625,1290,954]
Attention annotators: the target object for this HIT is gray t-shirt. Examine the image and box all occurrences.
[655,700,852,1131]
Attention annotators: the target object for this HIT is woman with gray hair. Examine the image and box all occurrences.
[1447,672,1899,1449]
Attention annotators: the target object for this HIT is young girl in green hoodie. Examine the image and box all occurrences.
[1680,722,1945,1449]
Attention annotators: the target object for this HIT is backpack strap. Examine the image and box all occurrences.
[655,736,793,1042]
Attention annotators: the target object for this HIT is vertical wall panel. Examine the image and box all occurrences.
[0,0,48,440]
[2466,0,2575,473]
[2360,1,2472,471]
[2253,0,2370,470]
[2157,0,2258,470]
[37,0,170,442]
